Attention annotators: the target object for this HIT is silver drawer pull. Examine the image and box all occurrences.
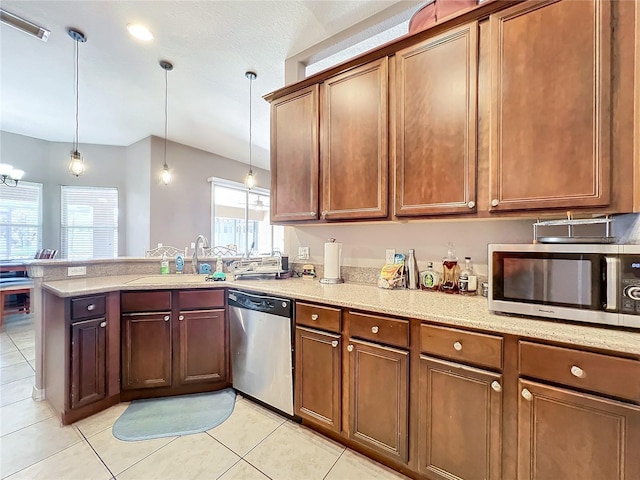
[179,315,184,321]
[570,365,585,378]
[164,315,170,322]
[311,314,319,320]
[331,340,338,348]
[87,304,95,311]
[453,341,463,351]
[491,381,501,392]
[521,388,533,401]
[371,326,379,334]
[347,345,353,352]
[100,321,106,328]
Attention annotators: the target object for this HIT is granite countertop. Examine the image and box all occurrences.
[41,274,640,355]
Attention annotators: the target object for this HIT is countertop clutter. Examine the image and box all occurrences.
[42,274,640,355]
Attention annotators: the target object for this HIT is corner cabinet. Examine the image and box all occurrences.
[395,22,478,217]
[489,0,612,211]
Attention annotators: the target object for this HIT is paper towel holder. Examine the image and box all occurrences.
[320,238,344,284]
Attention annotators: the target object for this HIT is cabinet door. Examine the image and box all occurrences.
[418,356,502,480]
[270,85,319,222]
[70,317,106,409]
[490,0,611,211]
[121,313,172,390]
[295,326,341,432]
[177,309,227,385]
[321,58,388,220]
[518,379,640,480]
[395,22,478,216]
[348,338,408,463]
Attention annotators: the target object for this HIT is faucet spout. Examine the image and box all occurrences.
[192,234,210,274]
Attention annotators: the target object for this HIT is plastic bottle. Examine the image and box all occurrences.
[421,262,441,291]
[440,243,459,294]
[407,249,419,290]
[160,253,170,274]
[459,257,477,296]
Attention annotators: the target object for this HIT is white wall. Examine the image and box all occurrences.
[125,137,151,256]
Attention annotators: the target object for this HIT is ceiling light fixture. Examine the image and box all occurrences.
[0,163,25,187]
[244,71,257,190]
[0,9,50,41]
[160,60,174,186]
[67,28,87,177]
[127,23,154,42]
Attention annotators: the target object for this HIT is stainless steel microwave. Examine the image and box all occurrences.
[488,244,640,329]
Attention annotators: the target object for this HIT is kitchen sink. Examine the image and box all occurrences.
[126,274,211,285]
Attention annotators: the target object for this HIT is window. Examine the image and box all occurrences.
[210,179,284,257]
[61,186,118,260]
[0,181,42,259]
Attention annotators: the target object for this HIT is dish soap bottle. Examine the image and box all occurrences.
[440,243,459,294]
[421,262,441,291]
[160,253,170,274]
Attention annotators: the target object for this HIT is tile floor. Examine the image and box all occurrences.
[0,313,408,480]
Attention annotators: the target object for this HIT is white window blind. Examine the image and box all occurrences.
[61,186,118,260]
[0,181,42,259]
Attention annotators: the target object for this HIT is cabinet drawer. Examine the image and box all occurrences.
[420,324,503,370]
[71,295,106,320]
[179,289,225,310]
[347,311,409,349]
[121,291,171,313]
[519,341,640,403]
[296,302,341,333]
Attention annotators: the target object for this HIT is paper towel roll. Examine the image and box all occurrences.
[323,241,342,280]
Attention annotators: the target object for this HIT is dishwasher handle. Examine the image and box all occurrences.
[228,289,292,318]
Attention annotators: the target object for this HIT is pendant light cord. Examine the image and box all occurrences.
[164,68,168,168]
[248,75,252,174]
[74,38,79,152]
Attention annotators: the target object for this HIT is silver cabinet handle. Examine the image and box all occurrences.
[371,326,379,334]
[310,211,316,216]
[347,344,353,352]
[453,341,463,351]
[87,304,95,311]
[321,210,327,219]
[570,365,585,378]
[491,381,501,392]
[100,321,106,328]
[311,314,319,320]
[331,340,338,348]
[491,199,499,207]
[164,315,170,322]
[467,201,475,209]
[521,388,533,401]
[179,315,185,321]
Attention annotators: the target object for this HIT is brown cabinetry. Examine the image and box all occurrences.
[70,317,106,409]
[395,22,478,216]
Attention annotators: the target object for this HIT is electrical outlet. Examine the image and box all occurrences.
[67,266,86,277]
[385,249,396,264]
[298,246,310,260]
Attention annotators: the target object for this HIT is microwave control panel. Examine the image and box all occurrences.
[620,255,640,315]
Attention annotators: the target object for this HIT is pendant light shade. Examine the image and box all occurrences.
[68,28,86,177]
[244,71,257,190]
[160,60,173,185]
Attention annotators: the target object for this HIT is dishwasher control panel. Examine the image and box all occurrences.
[228,290,292,318]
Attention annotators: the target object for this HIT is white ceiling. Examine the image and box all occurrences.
[0,1,415,171]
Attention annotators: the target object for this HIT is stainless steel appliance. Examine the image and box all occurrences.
[228,289,294,415]
[488,244,640,329]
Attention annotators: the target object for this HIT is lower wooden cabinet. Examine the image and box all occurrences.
[518,379,640,480]
[294,326,341,431]
[418,356,502,480]
[70,317,107,409]
[347,338,409,463]
[177,309,226,385]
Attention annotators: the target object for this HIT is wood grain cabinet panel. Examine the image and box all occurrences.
[489,0,611,211]
[321,58,388,220]
[70,317,106,409]
[296,302,341,332]
[177,309,226,385]
[518,379,640,480]
[295,326,341,432]
[395,22,478,216]
[419,356,502,480]
[270,85,320,222]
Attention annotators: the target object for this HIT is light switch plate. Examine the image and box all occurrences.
[298,246,309,260]
[385,249,396,264]
[67,266,86,277]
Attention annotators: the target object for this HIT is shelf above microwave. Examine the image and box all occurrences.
[533,214,614,244]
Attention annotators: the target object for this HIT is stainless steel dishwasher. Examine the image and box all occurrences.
[228,289,294,416]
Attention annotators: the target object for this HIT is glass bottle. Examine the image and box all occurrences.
[421,262,441,291]
[440,243,459,294]
[459,256,477,296]
[407,249,419,290]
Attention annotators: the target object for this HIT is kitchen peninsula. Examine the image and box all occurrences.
[29,258,640,480]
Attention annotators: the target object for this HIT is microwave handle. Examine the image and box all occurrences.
[604,257,619,312]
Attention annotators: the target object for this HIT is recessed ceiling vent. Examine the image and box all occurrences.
[0,9,50,41]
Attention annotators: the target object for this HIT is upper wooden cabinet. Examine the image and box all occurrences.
[395,22,478,216]
[489,0,611,212]
[321,58,388,220]
[270,85,319,222]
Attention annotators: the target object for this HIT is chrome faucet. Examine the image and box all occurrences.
[192,234,209,274]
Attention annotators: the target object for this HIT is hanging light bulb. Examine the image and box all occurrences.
[244,71,257,190]
[159,60,174,185]
[67,28,87,177]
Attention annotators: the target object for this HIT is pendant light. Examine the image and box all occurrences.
[68,28,87,177]
[159,60,173,185]
[244,71,257,190]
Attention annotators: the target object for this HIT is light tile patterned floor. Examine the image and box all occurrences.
[0,313,409,480]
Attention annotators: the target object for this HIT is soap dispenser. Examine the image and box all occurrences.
[160,253,170,274]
